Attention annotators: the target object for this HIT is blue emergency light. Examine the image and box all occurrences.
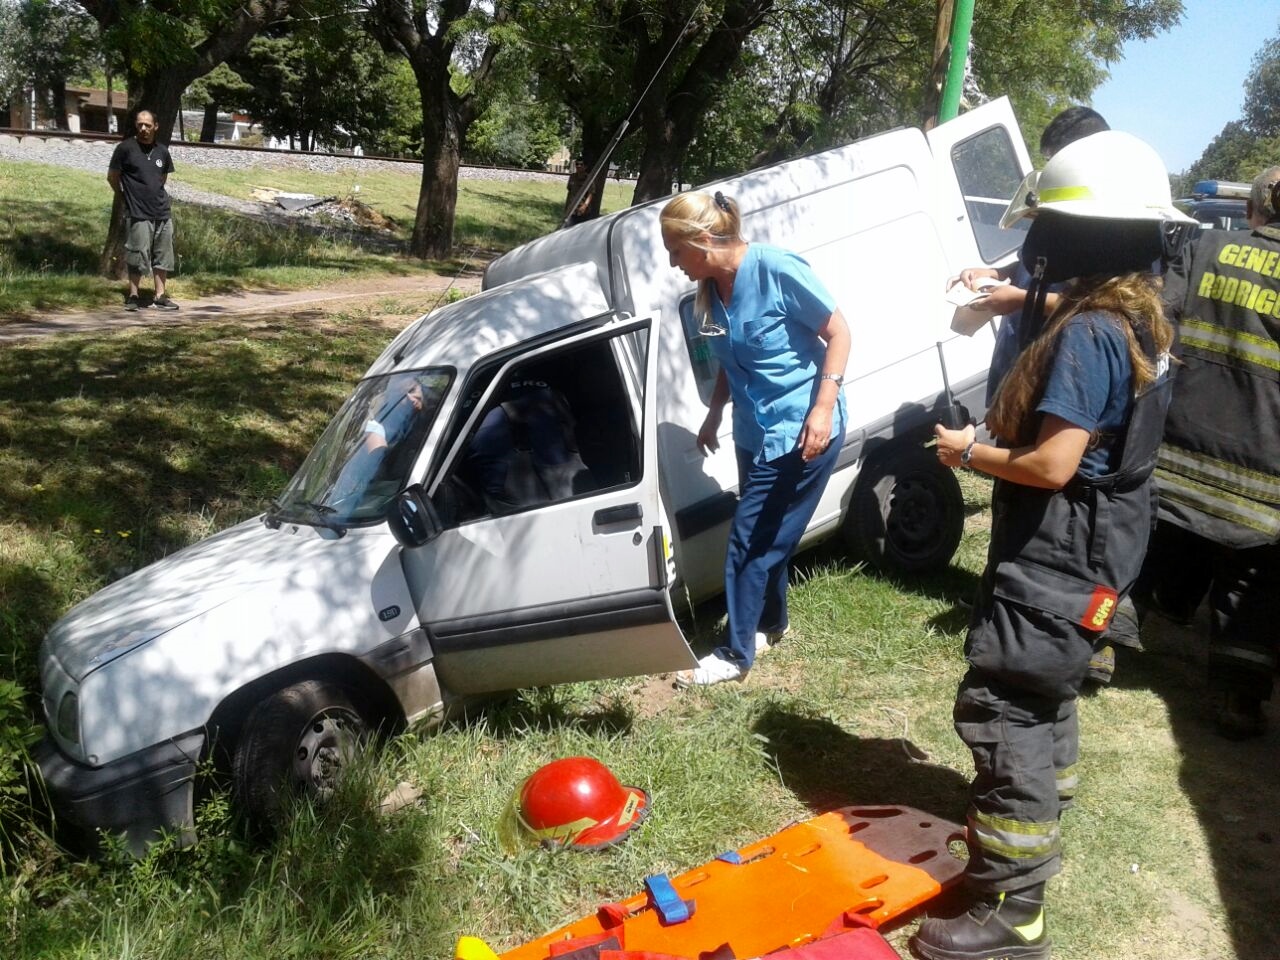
[1192,180,1251,200]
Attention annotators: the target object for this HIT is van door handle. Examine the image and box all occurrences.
[594,503,642,525]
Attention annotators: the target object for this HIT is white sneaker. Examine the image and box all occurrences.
[754,627,791,656]
[675,653,746,688]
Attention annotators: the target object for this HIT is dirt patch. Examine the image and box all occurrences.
[630,673,684,720]
[0,270,484,342]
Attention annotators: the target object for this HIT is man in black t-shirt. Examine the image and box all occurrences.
[107,110,178,311]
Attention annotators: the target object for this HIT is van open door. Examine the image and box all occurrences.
[927,96,1033,277]
[399,314,697,695]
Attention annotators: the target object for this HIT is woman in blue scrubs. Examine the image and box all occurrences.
[661,190,851,687]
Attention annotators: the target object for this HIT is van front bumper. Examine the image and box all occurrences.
[35,729,205,855]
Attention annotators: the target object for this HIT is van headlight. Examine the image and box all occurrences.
[56,692,80,745]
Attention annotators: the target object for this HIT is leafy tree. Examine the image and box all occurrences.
[1185,120,1280,186]
[466,93,564,168]
[76,0,303,277]
[364,0,513,258]
[184,62,252,141]
[516,0,779,211]
[1243,22,1280,137]
[1185,18,1280,183]
[230,27,418,153]
[0,0,99,129]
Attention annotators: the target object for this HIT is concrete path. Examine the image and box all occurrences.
[0,271,484,342]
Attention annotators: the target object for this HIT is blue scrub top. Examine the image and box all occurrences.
[706,243,846,463]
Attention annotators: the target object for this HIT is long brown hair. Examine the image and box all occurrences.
[986,273,1172,446]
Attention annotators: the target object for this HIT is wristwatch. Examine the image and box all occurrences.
[960,440,976,466]
[819,373,844,386]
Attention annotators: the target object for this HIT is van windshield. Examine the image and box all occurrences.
[270,368,452,529]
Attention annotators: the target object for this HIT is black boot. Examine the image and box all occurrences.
[912,883,1050,960]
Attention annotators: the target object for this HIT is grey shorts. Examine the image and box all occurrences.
[125,218,176,275]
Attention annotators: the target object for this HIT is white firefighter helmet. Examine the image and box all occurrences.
[1000,130,1197,229]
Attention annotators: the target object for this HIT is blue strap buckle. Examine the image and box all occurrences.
[643,873,692,925]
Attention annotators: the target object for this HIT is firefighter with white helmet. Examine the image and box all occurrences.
[916,131,1193,960]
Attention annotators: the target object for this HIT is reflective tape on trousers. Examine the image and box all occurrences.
[969,810,1059,860]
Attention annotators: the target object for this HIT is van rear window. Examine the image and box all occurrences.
[951,126,1028,263]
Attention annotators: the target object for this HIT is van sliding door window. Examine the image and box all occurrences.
[951,126,1029,263]
[434,329,645,525]
[678,295,720,405]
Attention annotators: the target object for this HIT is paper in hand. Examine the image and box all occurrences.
[947,276,1009,336]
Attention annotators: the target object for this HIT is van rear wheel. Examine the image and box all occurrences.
[232,680,369,829]
[845,444,964,575]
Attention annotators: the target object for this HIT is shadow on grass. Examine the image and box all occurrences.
[752,705,970,824]
[452,688,635,741]
[0,319,389,679]
[1108,616,1280,957]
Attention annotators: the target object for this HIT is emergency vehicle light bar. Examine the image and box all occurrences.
[1192,180,1251,200]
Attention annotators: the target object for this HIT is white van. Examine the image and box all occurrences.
[36,98,1031,851]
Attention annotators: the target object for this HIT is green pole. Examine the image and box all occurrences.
[938,0,976,123]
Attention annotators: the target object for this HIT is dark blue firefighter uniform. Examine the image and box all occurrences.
[957,317,1172,891]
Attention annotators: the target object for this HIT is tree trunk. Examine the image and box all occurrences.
[632,121,681,205]
[99,191,130,280]
[51,79,70,130]
[412,101,461,259]
[200,102,219,142]
[579,122,613,219]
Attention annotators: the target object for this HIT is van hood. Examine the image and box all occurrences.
[44,517,348,682]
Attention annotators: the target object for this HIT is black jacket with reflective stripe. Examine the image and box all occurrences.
[1159,225,1280,547]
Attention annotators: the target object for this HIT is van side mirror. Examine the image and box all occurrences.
[387,484,443,548]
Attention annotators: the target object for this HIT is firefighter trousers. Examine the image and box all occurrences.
[1144,522,1280,701]
[954,669,1079,891]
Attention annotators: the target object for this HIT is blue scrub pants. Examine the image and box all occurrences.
[718,433,843,668]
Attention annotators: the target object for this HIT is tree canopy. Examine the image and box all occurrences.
[3,0,1194,258]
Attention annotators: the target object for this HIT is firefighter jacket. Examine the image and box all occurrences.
[1158,224,1280,548]
[966,322,1173,700]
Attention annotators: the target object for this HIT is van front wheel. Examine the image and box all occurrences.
[232,680,369,829]
[845,444,964,575]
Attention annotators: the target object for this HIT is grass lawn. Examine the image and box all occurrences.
[0,159,630,318]
[174,163,636,252]
[2,315,1277,959]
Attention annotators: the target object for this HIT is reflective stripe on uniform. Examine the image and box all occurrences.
[1158,445,1280,505]
[1155,466,1280,538]
[1180,318,1280,374]
[969,809,1060,860]
[1055,763,1079,800]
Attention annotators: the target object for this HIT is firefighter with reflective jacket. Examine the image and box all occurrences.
[915,132,1191,960]
[1145,165,1280,740]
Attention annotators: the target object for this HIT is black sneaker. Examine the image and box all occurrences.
[124,295,140,312]
[151,295,180,311]
[913,886,1050,960]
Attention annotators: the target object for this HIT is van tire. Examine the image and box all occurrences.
[232,680,369,829]
[845,444,964,575]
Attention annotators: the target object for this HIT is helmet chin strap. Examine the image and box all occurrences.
[1018,255,1052,351]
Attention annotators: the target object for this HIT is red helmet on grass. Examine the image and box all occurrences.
[501,756,648,851]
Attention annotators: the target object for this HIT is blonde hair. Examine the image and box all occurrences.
[660,191,743,323]
[987,273,1172,447]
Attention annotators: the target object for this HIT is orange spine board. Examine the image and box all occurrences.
[500,805,965,960]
